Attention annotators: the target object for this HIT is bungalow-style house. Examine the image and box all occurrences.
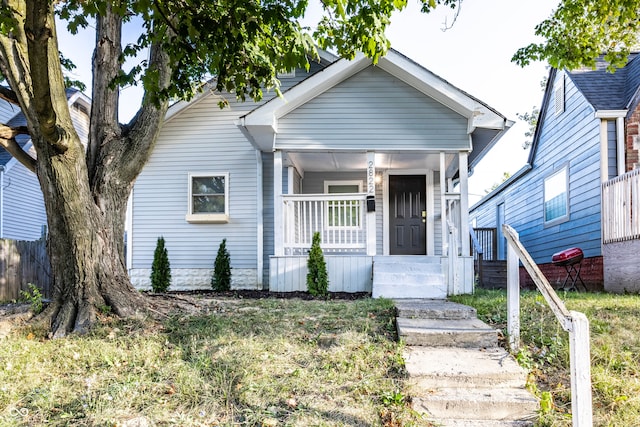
[127,49,512,297]
[0,89,91,241]
[470,54,640,293]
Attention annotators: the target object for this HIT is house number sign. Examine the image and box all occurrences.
[367,160,375,196]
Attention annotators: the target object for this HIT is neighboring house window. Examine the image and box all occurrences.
[554,74,565,115]
[186,173,229,223]
[324,180,363,229]
[544,166,569,224]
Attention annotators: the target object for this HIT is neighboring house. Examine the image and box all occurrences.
[470,54,640,292]
[128,49,512,297]
[0,88,91,241]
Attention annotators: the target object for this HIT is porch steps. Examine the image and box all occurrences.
[372,256,446,299]
[395,300,538,426]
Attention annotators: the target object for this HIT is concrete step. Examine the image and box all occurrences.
[413,387,539,421]
[429,419,534,427]
[397,317,498,347]
[404,347,528,389]
[374,270,443,286]
[373,282,447,299]
[372,260,446,299]
[374,260,442,273]
[395,299,476,320]
[374,255,441,264]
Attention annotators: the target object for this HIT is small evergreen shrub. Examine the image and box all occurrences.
[150,236,171,292]
[306,232,329,297]
[212,238,232,291]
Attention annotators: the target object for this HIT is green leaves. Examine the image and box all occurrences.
[513,0,640,71]
[53,0,461,105]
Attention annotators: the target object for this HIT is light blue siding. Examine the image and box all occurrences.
[262,152,274,285]
[0,99,18,124]
[2,161,46,240]
[131,93,261,271]
[471,71,603,263]
[276,66,469,151]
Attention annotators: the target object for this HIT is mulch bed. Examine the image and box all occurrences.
[152,289,371,300]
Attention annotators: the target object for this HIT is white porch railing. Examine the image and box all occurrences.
[503,224,593,427]
[282,193,368,255]
[602,168,640,244]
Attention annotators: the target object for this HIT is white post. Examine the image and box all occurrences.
[569,311,593,427]
[366,152,376,256]
[507,226,520,352]
[616,117,625,176]
[459,152,470,257]
[274,150,284,256]
[599,119,608,183]
[439,153,447,255]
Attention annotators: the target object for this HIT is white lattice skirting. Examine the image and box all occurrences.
[129,268,260,291]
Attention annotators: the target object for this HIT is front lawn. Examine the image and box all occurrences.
[451,289,640,426]
[0,296,425,427]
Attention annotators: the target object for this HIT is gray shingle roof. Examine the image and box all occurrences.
[568,53,640,110]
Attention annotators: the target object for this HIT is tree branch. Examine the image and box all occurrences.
[0,123,37,173]
[24,0,70,153]
[118,35,172,183]
[0,86,20,105]
[87,3,123,185]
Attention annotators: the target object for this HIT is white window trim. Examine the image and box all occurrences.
[543,165,570,226]
[186,172,229,223]
[324,180,364,230]
[324,180,363,193]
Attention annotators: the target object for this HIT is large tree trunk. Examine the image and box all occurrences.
[39,134,145,338]
[0,1,170,337]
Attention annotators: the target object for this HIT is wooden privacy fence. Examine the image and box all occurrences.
[602,168,640,244]
[0,238,51,301]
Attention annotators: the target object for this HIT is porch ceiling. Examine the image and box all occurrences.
[285,152,451,172]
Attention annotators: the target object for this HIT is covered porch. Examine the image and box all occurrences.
[269,150,473,295]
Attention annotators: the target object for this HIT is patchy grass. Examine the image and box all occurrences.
[0,297,427,427]
[450,289,640,427]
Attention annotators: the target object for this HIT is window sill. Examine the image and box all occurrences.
[185,213,229,224]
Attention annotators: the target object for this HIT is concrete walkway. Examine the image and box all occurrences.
[395,299,539,427]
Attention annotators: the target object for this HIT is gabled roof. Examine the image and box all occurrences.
[568,53,640,110]
[164,49,338,124]
[472,53,640,211]
[239,49,511,169]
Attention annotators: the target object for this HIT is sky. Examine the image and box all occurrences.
[57,0,561,205]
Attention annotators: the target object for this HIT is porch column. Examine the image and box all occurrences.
[439,152,448,255]
[459,151,470,256]
[366,152,376,255]
[274,150,284,256]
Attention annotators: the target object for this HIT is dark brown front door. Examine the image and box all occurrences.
[389,175,426,255]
